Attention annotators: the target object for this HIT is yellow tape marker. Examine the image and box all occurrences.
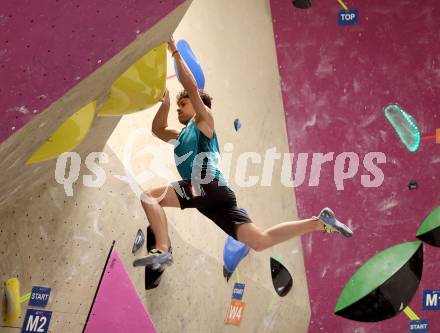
[403,306,420,321]
[436,128,440,144]
[236,269,241,283]
[20,292,31,303]
[337,0,349,10]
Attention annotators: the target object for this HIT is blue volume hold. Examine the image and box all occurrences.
[173,39,206,90]
[223,210,250,281]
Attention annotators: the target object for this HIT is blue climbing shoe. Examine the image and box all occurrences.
[319,207,353,238]
[133,249,173,269]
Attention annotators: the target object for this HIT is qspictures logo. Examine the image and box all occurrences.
[54,128,386,201]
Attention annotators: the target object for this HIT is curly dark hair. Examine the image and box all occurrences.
[176,89,213,109]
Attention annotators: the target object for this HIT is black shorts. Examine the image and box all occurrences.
[171,179,252,240]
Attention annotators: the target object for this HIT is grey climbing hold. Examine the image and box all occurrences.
[132,229,145,254]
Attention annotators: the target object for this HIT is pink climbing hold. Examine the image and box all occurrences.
[84,249,156,333]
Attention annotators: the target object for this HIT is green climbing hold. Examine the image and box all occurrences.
[334,241,423,322]
[271,254,285,266]
[384,104,421,152]
[416,206,440,247]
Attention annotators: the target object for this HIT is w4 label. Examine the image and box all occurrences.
[21,309,52,333]
[225,300,245,326]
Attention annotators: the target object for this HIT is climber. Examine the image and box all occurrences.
[133,38,353,269]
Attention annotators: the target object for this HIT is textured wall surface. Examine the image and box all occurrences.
[0,0,184,144]
[271,0,440,332]
[0,1,191,208]
[106,0,311,331]
[1,0,312,332]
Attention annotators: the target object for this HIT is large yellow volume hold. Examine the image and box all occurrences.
[26,101,96,164]
[98,43,167,116]
[4,278,21,325]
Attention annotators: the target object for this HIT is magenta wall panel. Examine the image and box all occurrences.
[271,1,440,332]
[0,0,184,144]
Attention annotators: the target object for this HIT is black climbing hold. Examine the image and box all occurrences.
[146,226,156,252]
[270,257,293,297]
[146,225,172,253]
[292,0,312,9]
[143,226,172,290]
[145,265,165,290]
[334,243,423,322]
[145,226,163,290]
[223,266,233,282]
[416,207,440,248]
[408,180,418,190]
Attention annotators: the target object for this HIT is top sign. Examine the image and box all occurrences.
[338,10,359,25]
[29,286,51,307]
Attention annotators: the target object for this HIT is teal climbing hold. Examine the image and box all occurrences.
[384,104,421,152]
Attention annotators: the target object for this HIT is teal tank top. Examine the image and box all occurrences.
[174,119,228,186]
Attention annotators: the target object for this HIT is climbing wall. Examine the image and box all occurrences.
[0,0,190,207]
[105,0,312,331]
[0,0,185,144]
[0,0,190,331]
[0,146,158,332]
[2,0,312,332]
[271,0,440,332]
